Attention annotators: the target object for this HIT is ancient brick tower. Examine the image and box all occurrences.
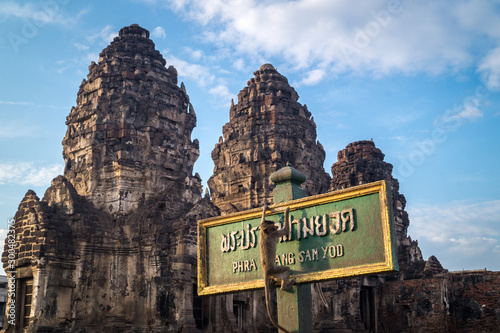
[208,64,331,213]
[63,23,202,215]
[310,140,431,332]
[5,25,499,333]
[329,140,423,273]
[2,24,218,332]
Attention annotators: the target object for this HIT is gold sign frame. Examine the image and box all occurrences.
[197,180,398,296]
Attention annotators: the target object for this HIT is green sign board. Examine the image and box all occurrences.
[198,180,398,296]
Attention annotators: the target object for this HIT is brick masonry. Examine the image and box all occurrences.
[2,24,499,333]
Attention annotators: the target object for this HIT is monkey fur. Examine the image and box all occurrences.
[260,204,295,333]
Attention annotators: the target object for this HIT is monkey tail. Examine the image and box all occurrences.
[264,274,291,333]
[314,283,329,309]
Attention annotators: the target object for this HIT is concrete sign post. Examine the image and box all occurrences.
[198,164,398,332]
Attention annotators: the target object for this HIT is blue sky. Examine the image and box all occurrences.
[0,0,499,273]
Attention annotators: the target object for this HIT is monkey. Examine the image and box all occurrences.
[259,204,296,333]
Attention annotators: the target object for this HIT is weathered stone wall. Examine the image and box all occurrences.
[1,187,77,330]
[449,270,500,332]
[317,140,500,333]
[3,24,498,333]
[205,68,498,333]
[3,179,218,332]
[310,140,433,331]
[380,277,452,332]
[380,271,500,332]
[205,64,332,333]
[2,24,218,333]
[63,24,201,216]
[329,140,424,273]
[208,64,330,214]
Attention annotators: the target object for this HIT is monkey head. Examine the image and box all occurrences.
[261,220,278,234]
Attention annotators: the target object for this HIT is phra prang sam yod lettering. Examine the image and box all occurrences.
[221,208,355,253]
[231,244,345,274]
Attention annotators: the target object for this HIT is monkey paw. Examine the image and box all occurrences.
[281,278,296,291]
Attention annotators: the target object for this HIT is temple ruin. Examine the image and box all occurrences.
[208,63,330,214]
[1,24,219,332]
[2,24,499,333]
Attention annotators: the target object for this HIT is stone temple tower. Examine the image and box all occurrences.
[329,140,423,272]
[310,140,429,332]
[2,24,218,332]
[208,64,331,213]
[63,24,202,215]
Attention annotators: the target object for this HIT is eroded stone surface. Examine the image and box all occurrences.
[329,140,423,273]
[311,140,431,331]
[2,27,499,333]
[2,24,218,333]
[63,24,201,216]
[208,64,330,214]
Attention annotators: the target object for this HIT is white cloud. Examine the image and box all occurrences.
[208,83,234,106]
[232,58,246,71]
[162,48,235,105]
[159,0,500,81]
[449,237,500,258]
[87,25,118,45]
[436,97,484,131]
[478,47,500,91]
[0,119,39,139]
[408,200,500,270]
[299,69,326,86]
[164,53,215,86]
[0,100,66,110]
[388,136,408,143]
[408,200,500,247]
[0,162,63,186]
[187,48,204,61]
[0,229,7,242]
[0,100,33,106]
[152,26,167,39]
[73,42,90,51]
[443,104,483,124]
[56,25,119,73]
[0,2,58,23]
[457,104,483,120]
[0,229,7,275]
[0,1,87,28]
